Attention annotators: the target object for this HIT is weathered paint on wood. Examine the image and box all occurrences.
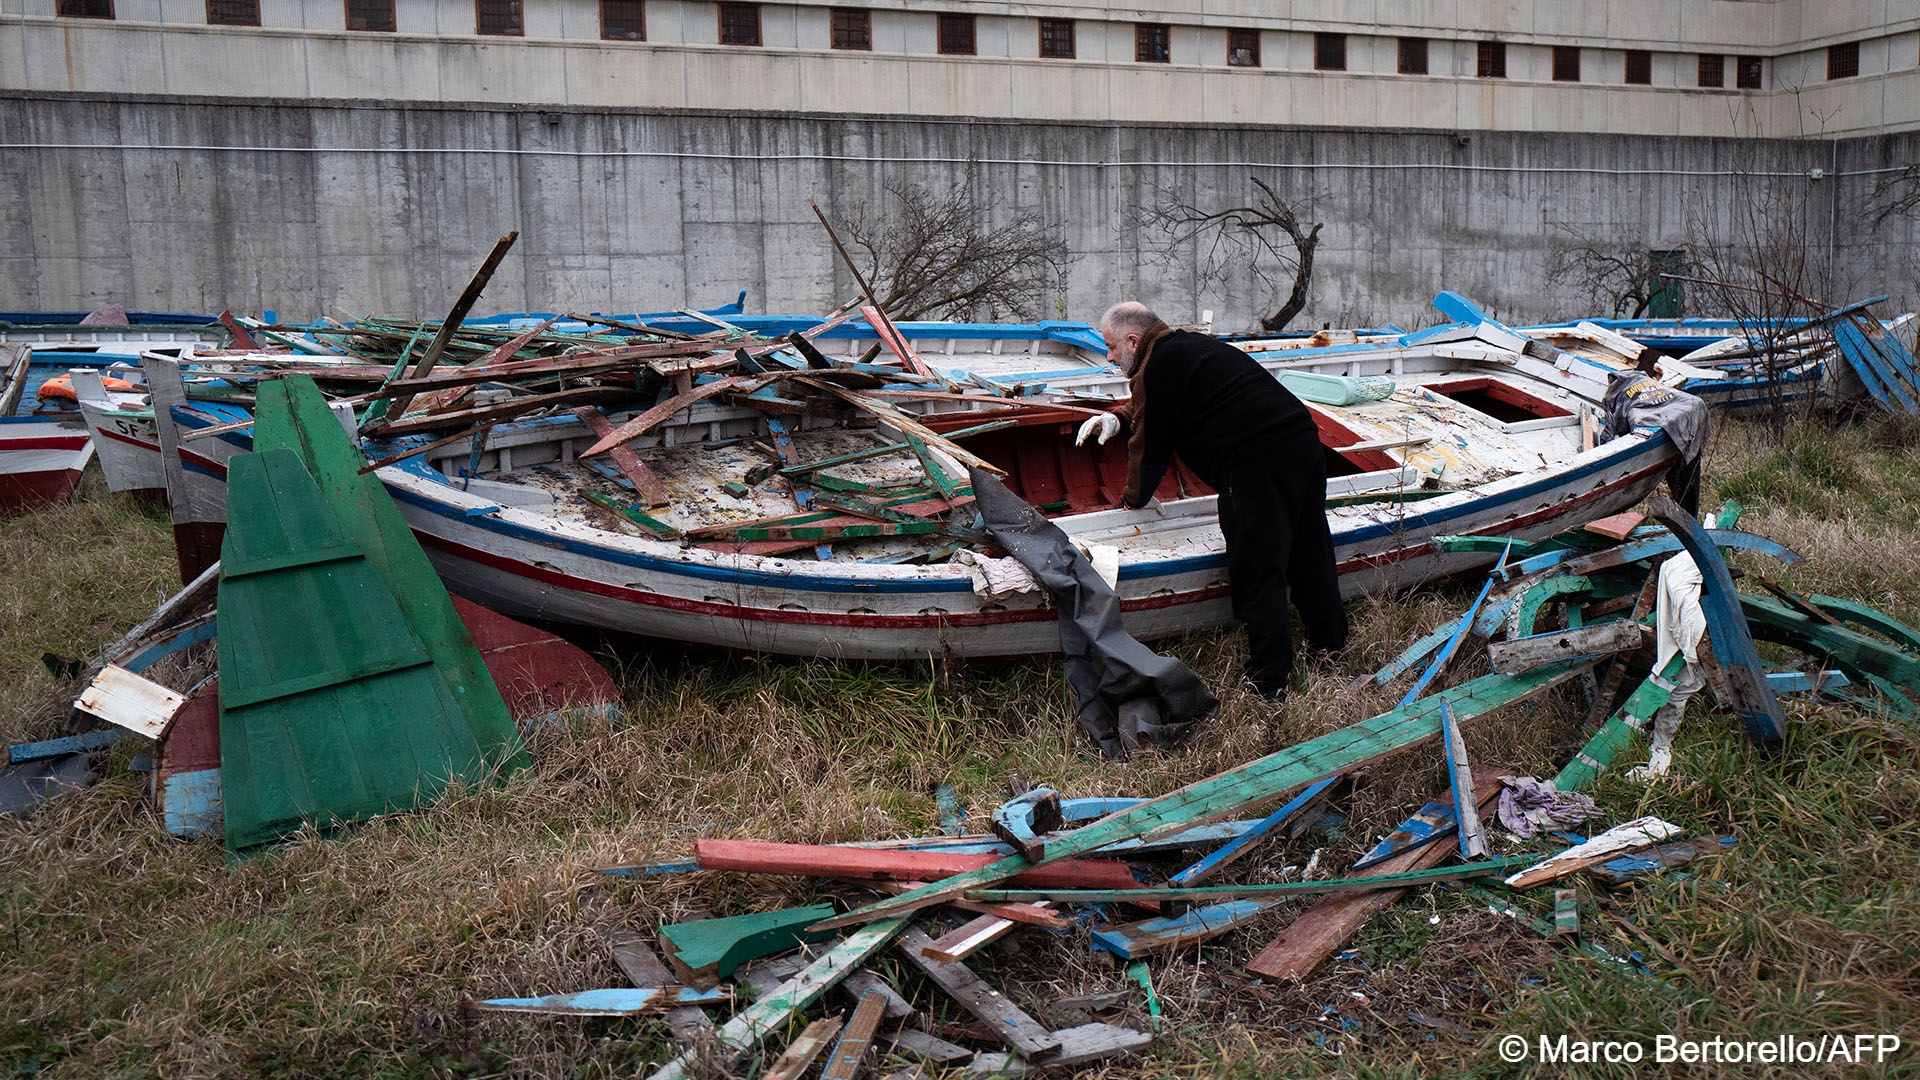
[755,1015,844,1080]
[73,664,185,738]
[1168,777,1333,887]
[920,902,1056,963]
[1440,701,1488,859]
[1553,889,1580,936]
[1351,800,1457,871]
[1489,620,1643,674]
[1505,817,1683,889]
[1587,835,1735,886]
[646,915,909,1080]
[694,839,1146,891]
[889,1027,973,1065]
[966,856,1533,904]
[468,985,727,1015]
[898,925,1060,1060]
[1553,653,1689,792]
[1649,497,1786,745]
[989,788,1062,860]
[659,904,837,990]
[608,930,714,1040]
[820,990,889,1080]
[965,1024,1152,1077]
[813,663,1593,932]
[838,970,914,1020]
[1091,900,1277,960]
[9,729,121,764]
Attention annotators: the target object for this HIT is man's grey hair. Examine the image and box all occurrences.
[1100,301,1160,337]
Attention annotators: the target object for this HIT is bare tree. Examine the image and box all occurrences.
[1688,171,1834,437]
[1138,176,1322,333]
[1871,163,1920,225]
[838,176,1071,322]
[1544,229,1671,318]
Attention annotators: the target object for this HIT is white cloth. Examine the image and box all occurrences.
[1654,551,1707,670]
[1075,412,1121,446]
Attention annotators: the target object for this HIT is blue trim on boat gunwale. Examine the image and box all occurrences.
[380,430,1673,596]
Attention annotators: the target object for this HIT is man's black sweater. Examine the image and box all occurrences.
[1129,330,1321,504]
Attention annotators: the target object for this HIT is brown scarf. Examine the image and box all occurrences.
[1121,320,1175,506]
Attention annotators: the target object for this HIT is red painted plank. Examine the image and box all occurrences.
[694,839,1145,891]
[571,406,671,507]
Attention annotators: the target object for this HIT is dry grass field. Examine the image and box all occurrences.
[3,415,1918,1079]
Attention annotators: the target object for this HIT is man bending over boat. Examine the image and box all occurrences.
[1077,301,1347,699]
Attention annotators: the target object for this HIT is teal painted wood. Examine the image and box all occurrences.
[1742,594,1920,692]
[218,449,490,854]
[659,904,837,987]
[1553,653,1688,792]
[1649,497,1785,745]
[645,915,910,1080]
[1169,777,1334,886]
[1401,573,1497,706]
[251,377,524,774]
[1807,594,1920,653]
[813,659,1595,931]
[1510,575,1595,638]
[1496,529,1801,585]
[1765,670,1849,694]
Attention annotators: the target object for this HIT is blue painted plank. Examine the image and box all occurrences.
[1169,777,1335,886]
[1650,498,1786,745]
[1090,900,1277,960]
[470,986,728,1015]
[1765,670,1849,694]
[9,729,122,764]
[1351,800,1457,871]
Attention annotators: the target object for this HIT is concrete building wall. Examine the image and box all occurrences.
[5,93,1915,330]
[5,2,1917,135]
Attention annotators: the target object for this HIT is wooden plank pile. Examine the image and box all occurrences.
[443,503,1920,1076]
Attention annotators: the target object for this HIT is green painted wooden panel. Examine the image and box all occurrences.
[251,378,524,773]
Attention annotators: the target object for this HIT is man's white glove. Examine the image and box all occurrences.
[1075,412,1121,446]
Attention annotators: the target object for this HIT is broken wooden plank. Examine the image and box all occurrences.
[1399,573,1498,704]
[888,1028,973,1066]
[898,925,1060,1059]
[571,406,670,507]
[989,788,1062,860]
[379,231,518,420]
[1586,835,1736,887]
[919,902,1056,963]
[964,856,1534,904]
[812,661,1594,932]
[1126,961,1161,1030]
[860,304,939,380]
[1439,701,1487,859]
[820,990,889,1080]
[467,985,727,1016]
[693,839,1146,892]
[581,489,681,539]
[1167,777,1333,887]
[1553,889,1579,936]
[1553,653,1688,792]
[964,1024,1151,1077]
[1583,511,1646,541]
[1648,496,1786,745]
[758,1015,845,1080]
[659,904,837,990]
[1488,620,1644,674]
[608,931,715,1041]
[72,664,185,739]
[1351,800,1457,872]
[647,915,909,1080]
[838,970,914,1020]
[1505,817,1684,889]
[1244,767,1508,982]
[581,376,760,457]
[1091,900,1278,960]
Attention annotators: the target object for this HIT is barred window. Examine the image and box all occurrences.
[602,0,644,40]
[1477,41,1505,78]
[1136,23,1169,64]
[719,3,760,45]
[1736,55,1763,89]
[345,0,394,31]
[1314,32,1345,71]
[937,13,974,56]
[1039,19,1074,59]
[207,0,258,25]
[831,8,870,50]
[1698,54,1724,87]
[476,0,521,35]
[1552,45,1580,82]
[56,0,114,17]
[1828,41,1858,80]
[1625,49,1651,85]
[1397,37,1427,75]
[1227,29,1259,68]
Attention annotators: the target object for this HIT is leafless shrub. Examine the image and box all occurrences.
[1138,175,1323,333]
[1543,228,1672,318]
[838,175,1071,322]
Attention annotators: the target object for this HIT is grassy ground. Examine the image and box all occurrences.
[3,417,1918,1079]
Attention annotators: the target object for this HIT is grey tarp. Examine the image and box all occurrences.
[968,468,1219,759]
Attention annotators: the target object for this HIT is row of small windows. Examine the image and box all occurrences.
[41,0,1875,83]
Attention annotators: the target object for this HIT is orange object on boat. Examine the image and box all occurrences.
[36,373,138,401]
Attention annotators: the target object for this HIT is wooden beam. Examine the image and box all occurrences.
[645,916,909,1080]
[1554,653,1689,791]
[571,407,670,507]
[1439,701,1487,859]
[919,903,1056,963]
[756,1016,844,1080]
[607,931,713,1043]
[811,662,1593,932]
[1091,900,1278,960]
[897,926,1060,1060]
[658,904,836,990]
[693,839,1145,891]
[1489,620,1644,674]
[1505,817,1683,889]
[382,231,517,419]
[819,990,889,1080]
[962,857,1533,904]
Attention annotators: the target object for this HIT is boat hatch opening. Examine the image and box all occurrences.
[1305,408,1404,478]
[1420,378,1572,424]
[924,407,1212,515]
